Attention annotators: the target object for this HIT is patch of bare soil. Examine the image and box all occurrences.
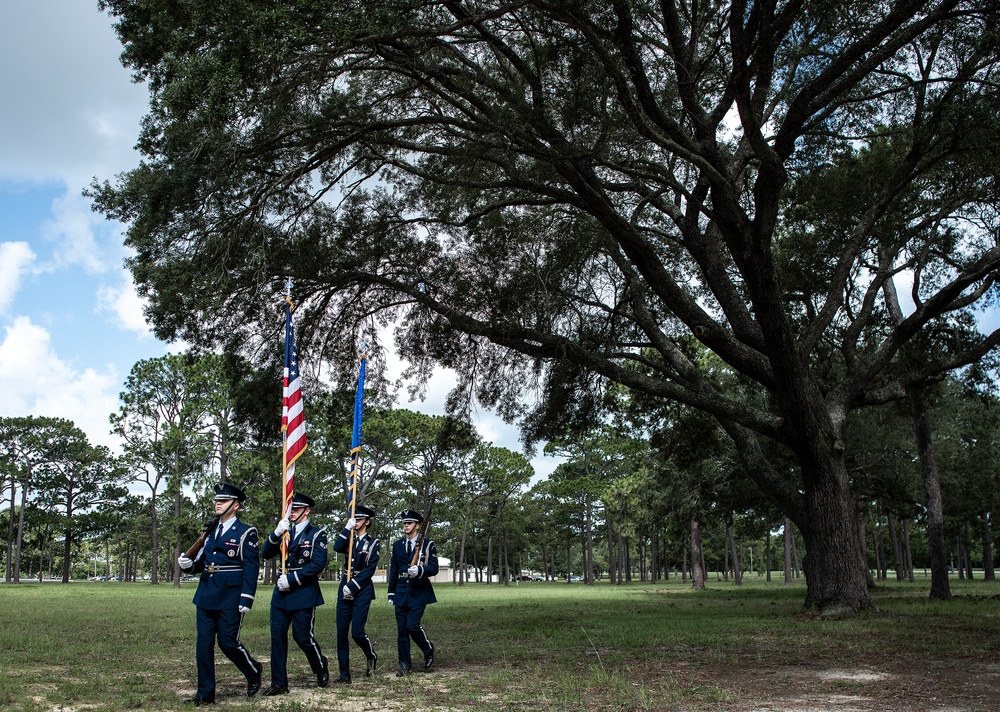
[696,661,999,711]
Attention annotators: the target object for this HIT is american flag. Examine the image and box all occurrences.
[282,299,307,519]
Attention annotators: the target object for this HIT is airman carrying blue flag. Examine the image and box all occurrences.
[346,341,368,580]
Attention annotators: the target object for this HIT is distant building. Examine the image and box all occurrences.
[372,556,451,584]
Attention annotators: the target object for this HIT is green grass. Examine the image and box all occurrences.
[0,576,997,710]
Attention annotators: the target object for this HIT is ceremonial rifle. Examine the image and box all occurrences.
[409,496,436,569]
[184,516,221,561]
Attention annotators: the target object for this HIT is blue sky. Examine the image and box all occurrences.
[0,2,163,450]
[0,1,552,474]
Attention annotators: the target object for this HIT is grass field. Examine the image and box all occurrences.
[0,576,997,711]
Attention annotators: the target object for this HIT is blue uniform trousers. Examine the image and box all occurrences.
[336,586,376,677]
[395,603,433,670]
[269,606,324,687]
[195,606,259,699]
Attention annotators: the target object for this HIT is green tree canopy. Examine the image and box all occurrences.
[94,0,1000,613]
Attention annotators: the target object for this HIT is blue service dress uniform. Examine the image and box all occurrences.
[387,537,438,671]
[188,518,262,700]
[260,522,329,688]
[332,527,380,678]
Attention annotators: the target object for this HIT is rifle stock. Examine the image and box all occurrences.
[184,475,258,561]
[184,516,220,560]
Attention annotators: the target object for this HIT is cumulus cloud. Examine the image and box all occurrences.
[41,190,112,274]
[0,316,120,449]
[96,273,154,339]
[0,242,36,313]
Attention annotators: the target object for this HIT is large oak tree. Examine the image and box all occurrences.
[94,0,1000,613]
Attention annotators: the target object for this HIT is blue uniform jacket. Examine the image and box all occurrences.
[387,537,438,607]
[332,528,380,600]
[190,517,259,611]
[261,521,328,610]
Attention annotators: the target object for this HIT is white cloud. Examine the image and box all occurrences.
[0,242,36,313]
[96,273,154,339]
[0,316,120,449]
[42,190,112,274]
[0,1,147,186]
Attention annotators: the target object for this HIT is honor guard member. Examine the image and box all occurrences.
[331,503,380,682]
[387,509,438,676]
[177,482,263,705]
[259,492,330,696]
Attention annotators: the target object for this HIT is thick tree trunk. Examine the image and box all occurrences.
[690,517,705,590]
[911,390,950,599]
[798,455,874,614]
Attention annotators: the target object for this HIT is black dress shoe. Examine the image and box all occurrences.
[247,664,263,697]
[365,653,377,677]
[183,696,214,706]
[261,685,289,697]
[424,647,434,670]
[333,675,351,684]
[317,656,330,687]
[395,667,411,677]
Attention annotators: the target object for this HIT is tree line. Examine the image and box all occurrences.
[3,351,997,594]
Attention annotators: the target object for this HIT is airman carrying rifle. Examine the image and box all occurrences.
[177,482,263,705]
[387,509,438,676]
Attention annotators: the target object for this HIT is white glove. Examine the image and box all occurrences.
[177,554,193,570]
[239,605,251,614]
[345,517,357,530]
[387,593,395,606]
[407,565,419,577]
[274,518,290,537]
[342,585,354,600]
[277,574,290,591]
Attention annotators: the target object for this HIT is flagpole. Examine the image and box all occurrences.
[280,295,294,575]
[280,279,307,576]
[345,340,369,582]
